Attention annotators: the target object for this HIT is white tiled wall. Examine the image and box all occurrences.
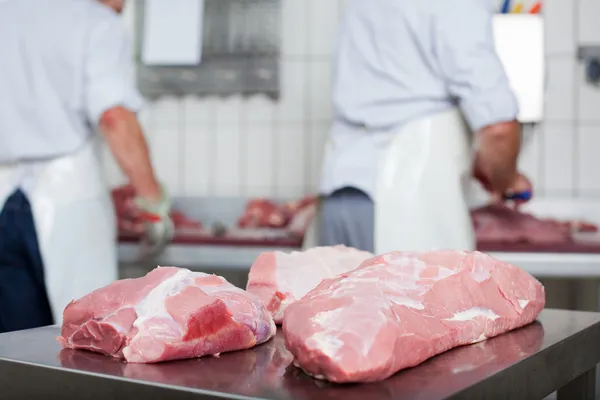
[104,0,600,199]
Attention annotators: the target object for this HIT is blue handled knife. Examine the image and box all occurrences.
[503,190,532,202]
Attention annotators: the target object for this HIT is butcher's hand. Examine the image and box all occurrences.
[502,173,533,208]
[474,164,533,208]
[134,184,174,259]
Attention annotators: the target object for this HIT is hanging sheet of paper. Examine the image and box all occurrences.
[493,15,544,123]
[142,0,205,66]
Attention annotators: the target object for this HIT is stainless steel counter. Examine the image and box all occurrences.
[0,309,599,399]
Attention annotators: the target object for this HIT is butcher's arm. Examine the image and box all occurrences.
[433,0,521,194]
[99,107,161,201]
[83,15,162,202]
[476,121,521,194]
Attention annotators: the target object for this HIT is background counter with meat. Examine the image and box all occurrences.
[115,192,600,282]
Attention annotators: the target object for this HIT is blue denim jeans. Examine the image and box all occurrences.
[318,187,375,253]
[0,189,54,333]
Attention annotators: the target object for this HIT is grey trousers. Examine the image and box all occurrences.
[317,187,375,253]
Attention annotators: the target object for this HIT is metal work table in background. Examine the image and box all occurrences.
[0,309,599,399]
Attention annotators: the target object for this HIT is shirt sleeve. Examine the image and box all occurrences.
[433,0,519,132]
[83,15,144,125]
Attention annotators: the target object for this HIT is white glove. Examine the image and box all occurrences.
[134,184,174,259]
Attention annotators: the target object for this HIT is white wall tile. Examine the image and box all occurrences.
[181,98,216,196]
[541,124,575,195]
[307,122,330,192]
[544,0,576,54]
[182,96,216,121]
[579,0,600,44]
[275,60,307,122]
[544,57,576,121]
[102,145,127,188]
[281,0,308,56]
[243,95,276,123]
[275,124,306,198]
[182,121,212,197]
[577,63,600,122]
[519,124,543,192]
[216,96,243,126]
[149,126,183,196]
[138,108,153,133]
[244,124,276,197]
[308,60,333,122]
[213,125,242,196]
[148,97,181,127]
[307,0,340,56]
[577,125,600,194]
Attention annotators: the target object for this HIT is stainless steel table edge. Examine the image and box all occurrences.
[451,314,600,400]
[0,356,262,400]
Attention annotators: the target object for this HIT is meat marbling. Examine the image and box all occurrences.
[247,245,373,324]
[58,267,276,363]
[282,250,545,383]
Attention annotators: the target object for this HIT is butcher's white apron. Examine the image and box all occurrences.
[374,108,475,254]
[302,203,319,250]
[0,138,117,324]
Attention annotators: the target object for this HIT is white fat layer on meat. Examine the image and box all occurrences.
[311,308,346,326]
[133,269,200,328]
[469,269,491,283]
[276,247,372,301]
[307,331,345,358]
[276,252,331,300]
[271,296,294,322]
[471,332,488,344]
[518,299,529,309]
[445,307,500,322]
[326,278,378,298]
[387,295,425,310]
[383,254,427,273]
[293,361,327,381]
[435,267,457,280]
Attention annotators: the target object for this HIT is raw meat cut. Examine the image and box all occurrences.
[237,197,317,232]
[58,267,276,363]
[112,185,203,236]
[472,204,597,244]
[282,250,545,383]
[247,245,373,324]
[281,320,543,400]
[60,329,294,397]
[238,199,287,229]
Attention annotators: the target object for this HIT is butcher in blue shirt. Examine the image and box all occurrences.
[317,0,532,254]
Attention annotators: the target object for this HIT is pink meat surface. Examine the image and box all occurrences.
[58,267,276,363]
[282,250,545,383]
[472,204,598,244]
[237,197,318,232]
[246,245,373,324]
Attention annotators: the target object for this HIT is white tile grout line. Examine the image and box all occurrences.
[208,100,217,197]
[304,0,314,198]
[239,98,248,198]
[178,100,185,196]
[537,123,546,197]
[572,0,581,198]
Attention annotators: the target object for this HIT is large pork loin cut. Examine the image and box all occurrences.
[246,245,373,323]
[58,267,276,363]
[282,250,545,383]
